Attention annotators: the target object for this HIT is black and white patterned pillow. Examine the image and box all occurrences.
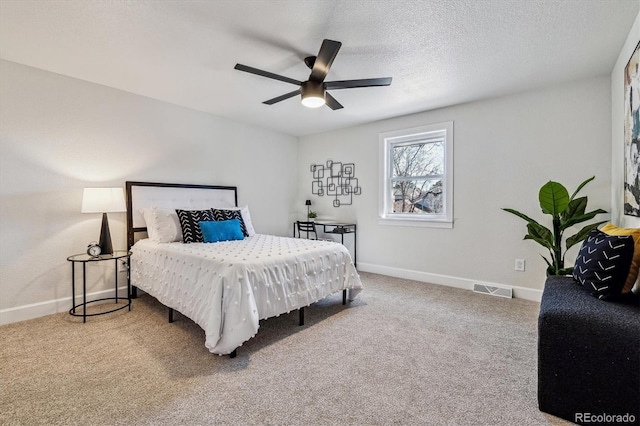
[211,209,248,237]
[175,209,214,243]
[573,229,634,301]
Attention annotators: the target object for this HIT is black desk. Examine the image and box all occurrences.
[293,221,357,267]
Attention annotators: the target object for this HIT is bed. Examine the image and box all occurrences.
[126,181,363,356]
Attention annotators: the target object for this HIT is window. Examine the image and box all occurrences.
[379,121,453,228]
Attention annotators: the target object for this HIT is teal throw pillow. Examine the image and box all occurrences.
[199,219,245,243]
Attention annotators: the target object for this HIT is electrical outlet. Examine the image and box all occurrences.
[515,258,525,272]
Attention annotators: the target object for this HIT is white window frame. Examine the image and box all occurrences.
[378,121,453,228]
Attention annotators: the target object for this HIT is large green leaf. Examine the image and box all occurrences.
[525,222,554,249]
[502,208,542,227]
[560,209,607,231]
[540,254,552,268]
[539,181,569,216]
[569,176,595,200]
[565,221,607,249]
[562,197,587,222]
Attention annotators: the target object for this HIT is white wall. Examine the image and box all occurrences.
[0,60,298,323]
[611,11,640,229]
[0,41,625,323]
[298,77,612,298]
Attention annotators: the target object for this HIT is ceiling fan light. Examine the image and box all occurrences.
[301,95,325,108]
[300,81,325,108]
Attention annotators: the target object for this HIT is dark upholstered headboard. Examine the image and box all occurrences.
[125,181,238,249]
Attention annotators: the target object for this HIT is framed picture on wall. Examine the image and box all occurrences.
[624,41,640,217]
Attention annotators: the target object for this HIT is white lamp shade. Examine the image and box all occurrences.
[81,188,126,213]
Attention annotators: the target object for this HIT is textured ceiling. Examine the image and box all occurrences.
[1,0,638,137]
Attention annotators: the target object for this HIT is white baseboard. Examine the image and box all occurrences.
[0,286,130,326]
[356,263,542,302]
[1,265,543,326]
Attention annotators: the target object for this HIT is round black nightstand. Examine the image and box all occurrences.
[67,250,131,322]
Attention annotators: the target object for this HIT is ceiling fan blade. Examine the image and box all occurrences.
[325,92,344,110]
[234,64,301,86]
[309,39,342,82]
[263,89,301,105]
[325,77,392,90]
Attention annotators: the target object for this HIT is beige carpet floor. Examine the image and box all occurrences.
[0,272,570,425]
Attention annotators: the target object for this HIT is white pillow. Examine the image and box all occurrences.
[141,207,183,243]
[225,206,256,237]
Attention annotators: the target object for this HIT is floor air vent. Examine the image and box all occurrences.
[473,283,513,299]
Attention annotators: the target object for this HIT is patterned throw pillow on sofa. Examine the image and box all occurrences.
[600,223,640,294]
[573,229,634,301]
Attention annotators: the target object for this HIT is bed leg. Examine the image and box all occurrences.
[299,307,305,326]
[230,349,237,358]
[131,286,138,299]
[168,308,174,323]
[343,289,347,305]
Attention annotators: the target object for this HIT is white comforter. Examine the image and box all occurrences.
[131,235,363,355]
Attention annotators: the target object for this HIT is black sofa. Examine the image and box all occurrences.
[538,276,639,425]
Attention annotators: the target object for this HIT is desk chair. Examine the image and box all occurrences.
[296,221,318,240]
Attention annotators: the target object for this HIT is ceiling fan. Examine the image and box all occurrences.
[234,39,392,110]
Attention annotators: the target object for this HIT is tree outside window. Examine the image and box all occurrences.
[379,122,453,228]
[392,140,444,214]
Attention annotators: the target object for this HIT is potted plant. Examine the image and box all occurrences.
[503,176,607,276]
[307,210,317,221]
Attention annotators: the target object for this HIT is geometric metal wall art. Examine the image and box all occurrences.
[310,160,361,207]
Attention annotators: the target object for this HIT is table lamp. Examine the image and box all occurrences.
[305,199,312,218]
[81,187,126,255]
